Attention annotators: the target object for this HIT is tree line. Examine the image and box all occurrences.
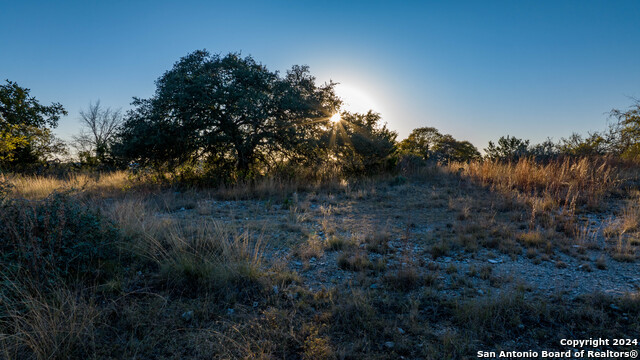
[1,50,639,180]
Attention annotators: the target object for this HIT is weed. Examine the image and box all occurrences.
[295,234,325,260]
[326,235,351,251]
[337,251,372,271]
[517,230,544,248]
[365,230,391,254]
[384,267,422,291]
[430,241,450,259]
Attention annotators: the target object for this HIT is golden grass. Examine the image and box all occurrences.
[104,194,264,292]
[3,171,129,199]
[517,230,545,248]
[450,157,619,208]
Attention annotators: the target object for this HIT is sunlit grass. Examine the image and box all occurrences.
[450,157,619,209]
[4,171,129,199]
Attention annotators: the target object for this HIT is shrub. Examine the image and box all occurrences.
[0,192,118,286]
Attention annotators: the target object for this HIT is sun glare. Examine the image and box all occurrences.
[329,113,341,124]
[333,83,380,114]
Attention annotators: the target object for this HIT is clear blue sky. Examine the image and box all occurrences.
[1,1,639,150]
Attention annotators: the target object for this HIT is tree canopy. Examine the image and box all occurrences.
[114,50,340,179]
[484,135,530,161]
[398,127,479,162]
[326,111,397,175]
[0,80,67,167]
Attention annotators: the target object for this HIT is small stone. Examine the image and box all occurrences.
[397,327,405,334]
[310,257,316,262]
[384,341,395,349]
[293,261,303,267]
[181,311,193,322]
[488,259,501,264]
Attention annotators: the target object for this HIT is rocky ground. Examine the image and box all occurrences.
[163,173,639,302]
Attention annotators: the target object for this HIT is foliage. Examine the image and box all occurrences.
[528,138,558,160]
[484,135,530,161]
[398,126,479,162]
[0,120,27,164]
[0,80,68,167]
[114,50,340,180]
[557,132,607,157]
[431,134,480,162]
[327,111,397,175]
[610,100,640,159]
[515,100,640,161]
[0,192,118,287]
[397,127,441,159]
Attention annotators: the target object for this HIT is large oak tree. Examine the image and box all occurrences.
[115,50,340,178]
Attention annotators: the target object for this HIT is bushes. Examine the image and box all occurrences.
[0,191,118,286]
[0,191,116,359]
[397,127,480,163]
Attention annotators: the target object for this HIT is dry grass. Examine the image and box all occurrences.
[0,280,98,360]
[3,171,130,199]
[100,190,267,300]
[604,200,640,238]
[337,250,372,271]
[383,267,423,291]
[3,163,640,358]
[517,230,545,248]
[295,234,325,260]
[450,157,619,209]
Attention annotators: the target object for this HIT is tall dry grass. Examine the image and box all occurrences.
[450,157,619,209]
[105,196,264,294]
[0,279,98,360]
[2,171,129,199]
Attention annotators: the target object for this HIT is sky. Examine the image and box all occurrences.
[1,1,639,151]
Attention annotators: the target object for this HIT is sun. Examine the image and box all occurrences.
[329,113,342,124]
[333,83,380,114]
